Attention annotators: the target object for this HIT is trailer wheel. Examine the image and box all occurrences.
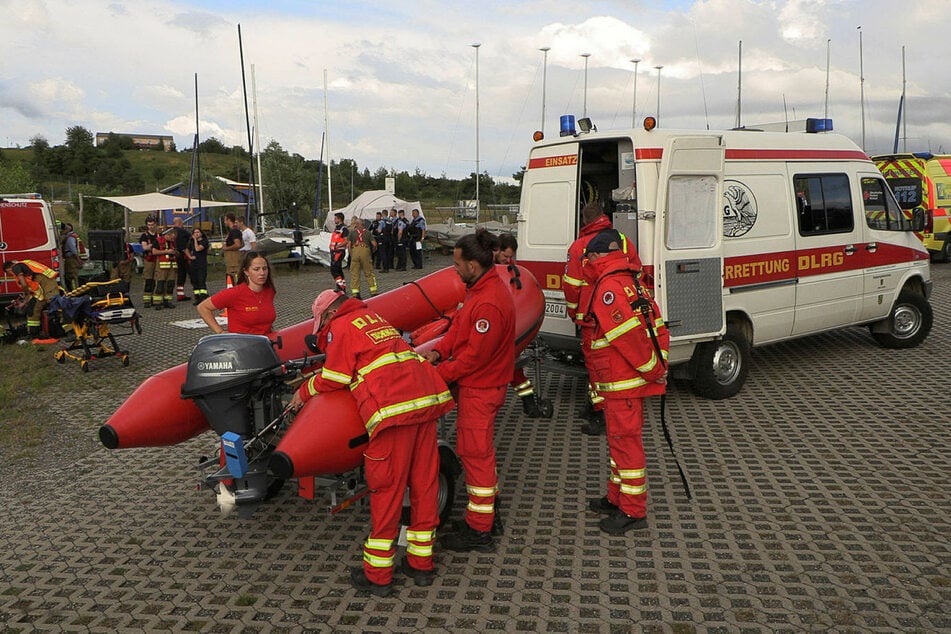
[437,444,458,526]
[690,323,750,400]
[870,291,933,349]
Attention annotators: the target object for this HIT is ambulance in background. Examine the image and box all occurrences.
[517,116,933,399]
[872,153,951,262]
[0,193,61,301]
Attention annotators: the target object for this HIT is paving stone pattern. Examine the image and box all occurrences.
[1,256,949,632]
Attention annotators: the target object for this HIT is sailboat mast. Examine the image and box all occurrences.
[324,69,333,217]
[824,39,831,119]
[252,63,265,228]
[901,45,907,153]
[238,24,258,224]
[735,40,742,128]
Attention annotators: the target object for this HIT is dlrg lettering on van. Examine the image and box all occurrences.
[517,117,932,399]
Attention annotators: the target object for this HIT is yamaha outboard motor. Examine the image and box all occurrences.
[181,334,294,510]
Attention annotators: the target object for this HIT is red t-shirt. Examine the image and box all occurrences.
[210,284,276,335]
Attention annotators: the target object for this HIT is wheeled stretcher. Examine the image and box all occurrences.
[48,280,142,372]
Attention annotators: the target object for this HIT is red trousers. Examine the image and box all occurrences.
[581,327,605,412]
[362,419,439,585]
[603,397,648,519]
[456,384,506,533]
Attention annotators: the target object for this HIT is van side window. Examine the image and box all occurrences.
[794,174,853,235]
[862,177,908,231]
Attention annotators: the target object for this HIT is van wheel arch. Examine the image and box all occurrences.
[689,315,752,400]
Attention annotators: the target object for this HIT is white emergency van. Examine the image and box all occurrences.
[0,193,61,300]
[517,117,933,399]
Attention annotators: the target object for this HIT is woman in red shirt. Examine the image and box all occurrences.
[197,251,276,336]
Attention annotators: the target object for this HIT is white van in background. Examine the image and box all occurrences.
[516,117,933,398]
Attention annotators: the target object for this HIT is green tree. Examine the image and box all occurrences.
[0,161,36,193]
[198,137,229,154]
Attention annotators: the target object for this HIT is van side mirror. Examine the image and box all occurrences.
[910,207,926,232]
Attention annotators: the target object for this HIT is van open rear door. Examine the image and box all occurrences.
[653,136,726,342]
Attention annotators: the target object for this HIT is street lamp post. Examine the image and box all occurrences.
[540,47,550,136]
[630,58,641,127]
[472,43,481,224]
[655,65,663,124]
[581,53,591,118]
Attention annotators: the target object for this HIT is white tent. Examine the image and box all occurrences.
[325,191,421,231]
[94,192,244,235]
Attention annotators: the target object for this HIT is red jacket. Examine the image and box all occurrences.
[300,299,454,436]
[563,216,642,324]
[581,252,668,399]
[433,267,515,388]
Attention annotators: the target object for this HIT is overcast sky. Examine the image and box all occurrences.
[2,0,949,183]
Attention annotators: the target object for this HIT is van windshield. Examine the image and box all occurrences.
[862,177,910,231]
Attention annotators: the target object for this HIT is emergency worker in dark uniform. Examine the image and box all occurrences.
[370,211,385,270]
[394,209,409,271]
[424,229,515,552]
[289,290,454,597]
[139,216,161,308]
[171,217,191,302]
[329,212,349,292]
[564,202,643,435]
[381,208,397,272]
[580,229,668,535]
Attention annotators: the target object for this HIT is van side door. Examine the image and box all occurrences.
[791,172,863,334]
[655,135,726,341]
[520,142,581,344]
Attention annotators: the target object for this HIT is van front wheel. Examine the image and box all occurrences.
[690,324,751,400]
[870,291,933,349]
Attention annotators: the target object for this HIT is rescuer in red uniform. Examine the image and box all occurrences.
[289,289,454,597]
[329,212,349,292]
[580,229,668,535]
[564,202,643,435]
[424,229,515,552]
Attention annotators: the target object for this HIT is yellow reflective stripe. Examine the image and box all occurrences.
[610,474,622,485]
[590,336,610,350]
[563,274,583,288]
[591,394,605,404]
[304,375,320,398]
[620,482,647,495]
[467,484,497,497]
[467,501,495,514]
[595,377,648,392]
[363,552,395,568]
[351,351,426,389]
[609,457,617,468]
[635,353,659,374]
[565,300,579,310]
[618,468,646,479]
[321,366,352,385]
[365,390,454,435]
[406,529,434,542]
[406,543,433,557]
[365,537,394,551]
[604,316,641,342]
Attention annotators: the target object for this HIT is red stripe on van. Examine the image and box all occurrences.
[725,149,869,161]
[527,155,578,170]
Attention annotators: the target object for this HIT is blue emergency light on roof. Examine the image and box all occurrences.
[806,118,834,133]
[560,115,576,137]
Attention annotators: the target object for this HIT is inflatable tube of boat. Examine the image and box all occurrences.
[98,264,543,452]
[270,263,545,479]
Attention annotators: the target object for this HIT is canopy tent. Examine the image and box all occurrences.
[94,192,244,235]
[325,191,422,231]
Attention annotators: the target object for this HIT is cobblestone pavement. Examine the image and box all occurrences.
[1,255,949,632]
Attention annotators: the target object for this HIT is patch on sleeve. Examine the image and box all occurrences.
[611,309,624,323]
[475,318,490,334]
[602,291,615,305]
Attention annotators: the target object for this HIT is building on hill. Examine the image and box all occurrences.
[95,132,174,151]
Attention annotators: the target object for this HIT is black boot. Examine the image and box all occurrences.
[441,523,494,552]
[521,394,542,417]
[580,410,605,436]
[163,299,174,309]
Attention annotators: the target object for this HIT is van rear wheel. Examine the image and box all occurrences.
[690,323,750,400]
[870,291,932,349]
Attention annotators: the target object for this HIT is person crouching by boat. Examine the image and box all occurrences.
[197,251,276,336]
[423,229,515,552]
[289,290,454,596]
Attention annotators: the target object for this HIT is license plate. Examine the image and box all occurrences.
[545,301,567,318]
